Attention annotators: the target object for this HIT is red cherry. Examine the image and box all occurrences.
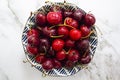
[80,25,90,37]
[52,39,65,51]
[65,39,75,48]
[27,29,39,37]
[64,17,78,28]
[42,59,54,70]
[56,50,66,61]
[80,55,91,64]
[58,26,69,38]
[73,9,86,21]
[42,26,50,37]
[26,44,38,55]
[35,54,46,64]
[47,12,62,25]
[65,60,74,68]
[35,13,46,26]
[64,11,73,18]
[84,13,96,27]
[68,49,80,63]
[69,29,81,40]
[53,59,62,69]
[27,35,40,46]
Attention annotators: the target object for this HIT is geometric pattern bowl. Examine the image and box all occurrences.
[22,2,98,77]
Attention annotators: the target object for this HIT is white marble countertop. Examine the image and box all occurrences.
[0,0,120,80]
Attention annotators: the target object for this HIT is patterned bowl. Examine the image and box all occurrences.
[22,2,98,77]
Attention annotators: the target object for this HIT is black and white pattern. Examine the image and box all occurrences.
[22,2,98,77]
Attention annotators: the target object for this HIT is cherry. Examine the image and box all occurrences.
[65,39,75,48]
[73,9,85,21]
[27,28,39,37]
[50,6,63,13]
[76,39,89,52]
[52,39,65,51]
[65,60,74,68]
[80,25,90,37]
[39,38,50,53]
[48,47,55,57]
[42,27,57,37]
[47,12,62,25]
[64,17,78,28]
[27,35,39,46]
[53,59,62,69]
[42,26,50,37]
[35,13,46,26]
[58,26,69,39]
[50,28,57,36]
[68,49,80,63]
[84,13,96,27]
[42,59,54,70]
[80,54,91,64]
[69,29,81,41]
[26,44,38,55]
[64,11,73,18]
[56,50,66,61]
[35,54,46,64]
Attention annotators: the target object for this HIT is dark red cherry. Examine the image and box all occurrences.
[35,13,46,26]
[27,35,39,46]
[26,44,38,55]
[84,13,96,27]
[42,59,54,70]
[58,26,69,39]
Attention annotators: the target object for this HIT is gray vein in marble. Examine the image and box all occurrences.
[6,0,23,28]
[0,68,9,80]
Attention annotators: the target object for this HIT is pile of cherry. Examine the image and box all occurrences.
[26,5,96,70]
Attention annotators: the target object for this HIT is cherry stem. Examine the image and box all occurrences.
[23,60,28,63]
[58,24,75,29]
[43,46,47,54]
[49,25,56,29]
[37,27,42,31]
[50,35,64,38]
[81,30,94,39]
[83,47,89,57]
[66,48,71,54]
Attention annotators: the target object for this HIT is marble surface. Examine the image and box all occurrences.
[0,0,120,80]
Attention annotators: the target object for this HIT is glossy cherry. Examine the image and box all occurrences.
[64,11,73,18]
[65,60,74,68]
[76,39,89,51]
[58,26,69,38]
[73,9,85,21]
[35,54,46,64]
[68,49,80,63]
[52,39,65,51]
[26,44,38,55]
[42,59,54,70]
[69,29,81,41]
[64,17,78,28]
[80,25,90,37]
[35,13,46,26]
[47,12,62,25]
[80,54,91,64]
[27,28,39,37]
[84,13,96,27]
[56,50,66,61]
[39,38,50,52]
[65,39,75,48]
[53,59,62,69]
[27,35,39,46]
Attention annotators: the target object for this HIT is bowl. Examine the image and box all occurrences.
[22,2,98,77]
